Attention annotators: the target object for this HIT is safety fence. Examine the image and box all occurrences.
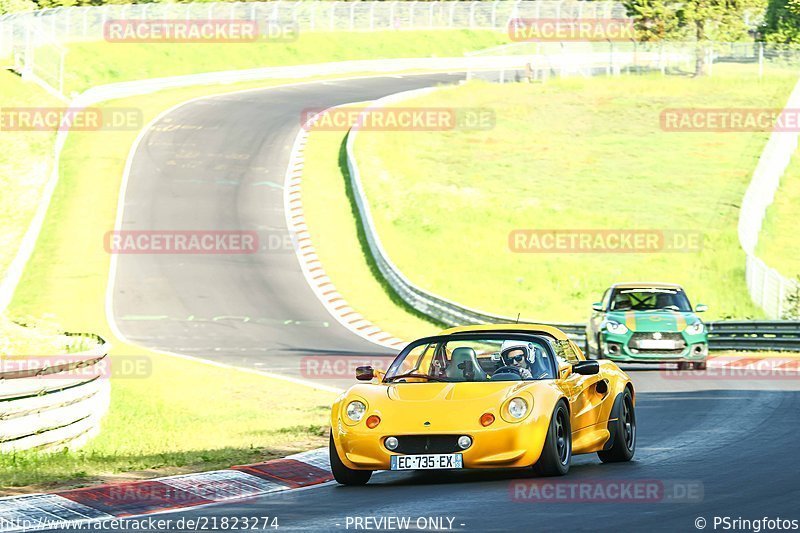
[466,41,695,82]
[0,333,110,452]
[738,77,800,318]
[466,41,800,82]
[0,0,628,45]
[0,0,627,98]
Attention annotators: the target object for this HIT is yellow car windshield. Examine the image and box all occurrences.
[384,335,557,383]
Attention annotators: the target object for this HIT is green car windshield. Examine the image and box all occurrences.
[610,289,692,312]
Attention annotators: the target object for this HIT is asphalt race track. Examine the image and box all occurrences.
[51,390,800,532]
[111,73,466,381]
[106,73,800,532]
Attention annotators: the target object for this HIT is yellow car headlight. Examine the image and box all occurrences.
[508,397,529,419]
[346,400,366,422]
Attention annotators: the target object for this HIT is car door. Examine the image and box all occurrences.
[556,340,610,431]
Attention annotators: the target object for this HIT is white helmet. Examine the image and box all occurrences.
[500,340,535,365]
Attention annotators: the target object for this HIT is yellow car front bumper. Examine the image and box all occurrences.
[333,414,551,471]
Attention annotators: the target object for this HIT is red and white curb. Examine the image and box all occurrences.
[0,448,330,531]
[283,107,406,351]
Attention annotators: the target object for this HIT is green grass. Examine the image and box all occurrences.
[0,70,61,278]
[757,145,800,281]
[61,31,507,95]
[342,66,799,323]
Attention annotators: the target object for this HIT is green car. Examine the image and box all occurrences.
[585,282,709,369]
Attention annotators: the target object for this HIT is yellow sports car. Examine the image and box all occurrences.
[329,324,636,485]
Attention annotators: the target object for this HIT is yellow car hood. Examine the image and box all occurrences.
[385,381,531,402]
[341,381,560,432]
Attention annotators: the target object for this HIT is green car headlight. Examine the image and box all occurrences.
[605,321,629,335]
[685,322,705,335]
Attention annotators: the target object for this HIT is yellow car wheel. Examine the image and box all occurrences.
[533,401,571,476]
[598,388,636,463]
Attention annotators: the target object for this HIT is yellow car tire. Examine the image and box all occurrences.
[597,388,636,463]
[533,401,572,477]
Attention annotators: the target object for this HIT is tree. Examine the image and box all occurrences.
[0,0,36,15]
[762,0,800,45]
[625,0,766,75]
[624,0,686,41]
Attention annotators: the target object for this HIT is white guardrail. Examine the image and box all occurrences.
[0,334,110,453]
[739,78,800,319]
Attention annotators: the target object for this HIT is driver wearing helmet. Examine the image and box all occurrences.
[499,341,534,379]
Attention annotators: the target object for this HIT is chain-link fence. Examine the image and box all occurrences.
[0,1,628,56]
[466,41,800,82]
[465,41,697,82]
[0,1,628,99]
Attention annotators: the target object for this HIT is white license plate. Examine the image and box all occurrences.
[636,339,677,350]
[390,453,463,471]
